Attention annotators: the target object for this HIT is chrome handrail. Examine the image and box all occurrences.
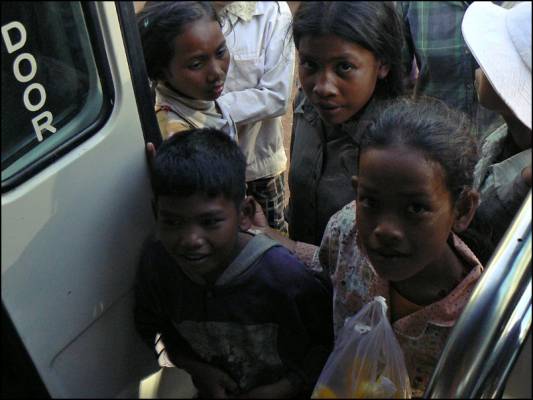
[425,190,532,398]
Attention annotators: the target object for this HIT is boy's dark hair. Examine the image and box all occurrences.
[137,1,219,82]
[152,128,246,207]
[292,1,405,99]
[360,96,494,263]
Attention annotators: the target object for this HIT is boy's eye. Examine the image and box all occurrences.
[337,62,354,73]
[300,60,317,71]
[202,218,223,228]
[216,46,227,58]
[407,203,429,215]
[188,61,203,70]
[161,218,183,227]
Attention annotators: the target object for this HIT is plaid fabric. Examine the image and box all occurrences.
[398,1,503,136]
[246,173,288,234]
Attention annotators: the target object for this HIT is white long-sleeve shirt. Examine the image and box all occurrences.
[217,1,295,181]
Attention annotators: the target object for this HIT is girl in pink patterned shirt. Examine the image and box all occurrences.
[256,96,486,396]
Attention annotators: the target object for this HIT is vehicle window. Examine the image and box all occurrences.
[1,2,107,185]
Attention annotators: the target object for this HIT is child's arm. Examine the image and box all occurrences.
[236,271,334,398]
[151,328,240,398]
[134,239,168,351]
[290,273,335,396]
[216,3,295,125]
[249,197,319,265]
[162,343,239,399]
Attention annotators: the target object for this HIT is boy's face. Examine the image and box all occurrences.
[353,145,457,282]
[164,17,230,101]
[157,193,247,282]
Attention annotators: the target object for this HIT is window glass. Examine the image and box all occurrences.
[1,1,105,183]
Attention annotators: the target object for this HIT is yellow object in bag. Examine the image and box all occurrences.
[311,297,411,399]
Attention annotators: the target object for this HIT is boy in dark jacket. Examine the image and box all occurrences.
[135,128,333,398]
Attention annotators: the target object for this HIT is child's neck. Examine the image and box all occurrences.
[202,231,252,285]
[162,82,214,105]
[390,241,467,306]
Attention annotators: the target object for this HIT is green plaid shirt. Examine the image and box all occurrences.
[398,1,503,135]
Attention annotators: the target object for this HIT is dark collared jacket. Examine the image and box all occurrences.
[287,90,374,245]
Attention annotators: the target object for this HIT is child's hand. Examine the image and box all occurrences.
[249,197,269,230]
[146,142,157,172]
[247,197,297,251]
[190,364,239,398]
[236,377,297,398]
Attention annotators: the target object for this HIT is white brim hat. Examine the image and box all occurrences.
[462,1,532,129]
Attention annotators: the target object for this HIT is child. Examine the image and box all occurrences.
[288,1,406,245]
[134,128,333,398]
[255,97,484,397]
[213,1,295,234]
[397,1,504,139]
[462,1,531,253]
[137,2,237,140]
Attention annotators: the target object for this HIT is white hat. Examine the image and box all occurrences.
[462,1,531,129]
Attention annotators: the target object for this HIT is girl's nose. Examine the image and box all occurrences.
[313,71,337,98]
[207,60,225,83]
[373,219,403,245]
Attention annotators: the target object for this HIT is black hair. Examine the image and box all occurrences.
[137,1,219,82]
[360,96,478,202]
[292,1,405,99]
[151,128,246,207]
[359,96,494,263]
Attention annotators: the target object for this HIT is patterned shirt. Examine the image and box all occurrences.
[398,1,503,137]
[303,201,483,397]
[154,83,237,141]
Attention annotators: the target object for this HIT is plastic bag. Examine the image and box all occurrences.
[312,296,411,398]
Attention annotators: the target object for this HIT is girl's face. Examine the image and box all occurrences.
[164,17,229,100]
[354,145,457,282]
[298,34,389,125]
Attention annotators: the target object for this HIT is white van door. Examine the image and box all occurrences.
[2,2,161,397]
